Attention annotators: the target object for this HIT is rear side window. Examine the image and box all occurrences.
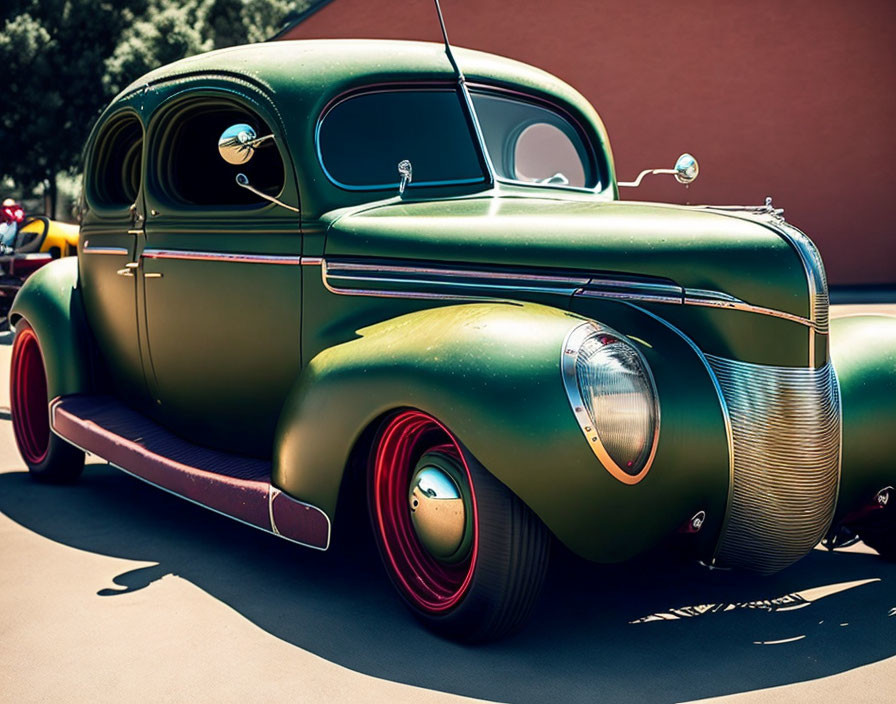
[317,89,486,190]
[151,98,285,208]
[471,91,597,189]
[88,113,143,209]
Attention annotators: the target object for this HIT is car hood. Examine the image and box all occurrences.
[323,196,817,321]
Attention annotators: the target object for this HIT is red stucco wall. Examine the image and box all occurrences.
[279,0,896,286]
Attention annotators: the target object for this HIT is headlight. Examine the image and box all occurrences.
[561,322,660,484]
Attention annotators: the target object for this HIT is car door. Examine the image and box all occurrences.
[79,106,153,406]
[139,88,303,457]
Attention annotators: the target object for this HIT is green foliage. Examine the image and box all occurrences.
[0,0,309,214]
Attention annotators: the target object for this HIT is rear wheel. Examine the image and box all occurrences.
[369,409,549,642]
[10,321,84,482]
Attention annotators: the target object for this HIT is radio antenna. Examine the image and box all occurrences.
[433,0,463,80]
[431,0,495,185]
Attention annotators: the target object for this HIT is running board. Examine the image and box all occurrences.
[49,395,330,550]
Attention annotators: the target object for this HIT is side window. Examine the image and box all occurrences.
[470,91,598,190]
[151,98,285,207]
[88,113,143,210]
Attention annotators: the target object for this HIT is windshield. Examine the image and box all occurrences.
[317,87,598,192]
[317,89,486,190]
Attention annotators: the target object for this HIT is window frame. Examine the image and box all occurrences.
[84,108,145,217]
[144,87,293,214]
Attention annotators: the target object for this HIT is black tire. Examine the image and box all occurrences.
[368,410,550,642]
[10,320,84,483]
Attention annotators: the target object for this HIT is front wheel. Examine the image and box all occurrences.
[369,410,549,642]
[10,320,84,482]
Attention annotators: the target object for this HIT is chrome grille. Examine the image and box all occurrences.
[708,356,841,574]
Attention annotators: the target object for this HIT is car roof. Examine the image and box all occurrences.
[117,39,602,127]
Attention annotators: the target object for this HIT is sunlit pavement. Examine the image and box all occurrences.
[1,305,894,704]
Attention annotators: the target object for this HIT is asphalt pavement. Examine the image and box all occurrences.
[2,306,895,703]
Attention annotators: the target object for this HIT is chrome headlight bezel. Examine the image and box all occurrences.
[561,321,661,484]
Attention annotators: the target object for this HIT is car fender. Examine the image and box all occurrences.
[830,314,896,522]
[8,256,93,399]
[273,301,730,562]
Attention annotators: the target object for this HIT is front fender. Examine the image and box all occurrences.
[9,256,93,399]
[831,314,896,522]
[273,301,730,562]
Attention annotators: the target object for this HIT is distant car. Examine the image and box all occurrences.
[9,40,896,641]
[0,215,78,318]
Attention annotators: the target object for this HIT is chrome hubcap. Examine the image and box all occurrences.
[408,456,470,562]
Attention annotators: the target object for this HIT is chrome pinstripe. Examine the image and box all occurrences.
[119,248,823,331]
[82,244,129,256]
[320,258,821,329]
[141,248,302,265]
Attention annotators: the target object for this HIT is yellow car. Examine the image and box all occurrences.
[1,216,79,318]
[17,215,79,258]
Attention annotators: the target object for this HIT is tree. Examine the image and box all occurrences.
[0,1,147,214]
[0,0,308,216]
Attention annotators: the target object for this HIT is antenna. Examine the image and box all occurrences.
[433,0,463,80]
[431,0,495,185]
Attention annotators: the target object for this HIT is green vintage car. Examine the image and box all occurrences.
[9,39,896,642]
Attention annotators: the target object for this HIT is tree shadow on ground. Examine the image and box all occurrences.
[2,463,895,703]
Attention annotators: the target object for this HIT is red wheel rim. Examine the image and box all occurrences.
[373,410,479,614]
[10,326,50,465]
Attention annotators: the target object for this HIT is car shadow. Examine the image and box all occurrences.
[2,463,895,704]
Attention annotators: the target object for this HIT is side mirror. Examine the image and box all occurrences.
[618,153,700,188]
[673,153,699,184]
[217,123,274,165]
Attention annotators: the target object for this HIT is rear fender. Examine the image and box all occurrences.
[273,301,730,562]
[9,257,93,399]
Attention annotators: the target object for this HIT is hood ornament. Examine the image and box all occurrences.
[762,196,786,223]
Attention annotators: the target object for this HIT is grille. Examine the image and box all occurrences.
[708,356,841,574]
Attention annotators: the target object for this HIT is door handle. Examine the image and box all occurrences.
[116,262,139,276]
[143,272,163,278]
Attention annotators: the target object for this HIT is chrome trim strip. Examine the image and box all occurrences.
[141,248,301,265]
[48,399,331,552]
[321,260,497,302]
[268,486,281,536]
[628,304,736,553]
[83,246,129,256]
[682,293,819,329]
[560,320,661,485]
[578,289,683,305]
[300,256,323,266]
[319,257,820,329]
[329,260,590,286]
